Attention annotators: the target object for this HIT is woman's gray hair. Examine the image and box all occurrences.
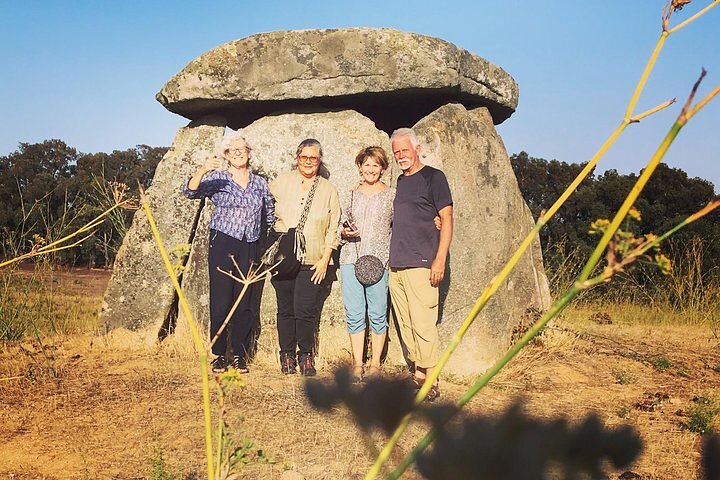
[390,128,419,148]
[295,138,323,159]
[220,131,252,153]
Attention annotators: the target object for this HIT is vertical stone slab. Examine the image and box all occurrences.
[174,206,213,349]
[413,103,551,375]
[101,117,227,338]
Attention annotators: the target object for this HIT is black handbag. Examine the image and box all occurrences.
[263,227,301,279]
[262,176,319,280]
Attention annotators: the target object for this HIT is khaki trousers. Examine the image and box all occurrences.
[389,267,440,369]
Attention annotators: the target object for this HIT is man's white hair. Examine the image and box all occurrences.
[390,128,420,147]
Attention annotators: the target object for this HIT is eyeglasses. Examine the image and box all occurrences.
[227,149,248,156]
[298,155,320,164]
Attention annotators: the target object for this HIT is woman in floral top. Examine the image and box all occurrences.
[339,146,394,381]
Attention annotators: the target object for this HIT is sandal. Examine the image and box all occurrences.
[408,375,440,402]
[424,383,441,402]
[351,366,363,383]
[410,375,426,389]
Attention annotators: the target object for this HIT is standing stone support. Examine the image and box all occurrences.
[101,117,227,339]
[413,103,551,375]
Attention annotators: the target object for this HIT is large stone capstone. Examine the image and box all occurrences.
[156,28,519,133]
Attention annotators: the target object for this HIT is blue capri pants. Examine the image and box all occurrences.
[340,264,389,335]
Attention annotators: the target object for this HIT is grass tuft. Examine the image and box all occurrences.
[650,355,673,372]
[613,370,637,385]
[147,446,179,480]
[685,396,719,435]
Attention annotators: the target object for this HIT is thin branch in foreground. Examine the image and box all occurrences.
[383,75,719,478]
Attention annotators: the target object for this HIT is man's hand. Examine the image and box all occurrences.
[433,215,442,230]
[430,257,445,287]
[430,205,453,287]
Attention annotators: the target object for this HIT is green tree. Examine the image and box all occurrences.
[0,140,167,266]
[510,152,720,295]
[0,140,79,233]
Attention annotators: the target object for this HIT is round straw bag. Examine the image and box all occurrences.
[347,190,386,286]
[354,254,385,286]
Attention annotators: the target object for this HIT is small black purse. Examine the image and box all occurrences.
[262,227,301,279]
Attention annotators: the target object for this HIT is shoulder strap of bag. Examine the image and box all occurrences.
[293,176,320,261]
[297,176,319,232]
[351,190,361,259]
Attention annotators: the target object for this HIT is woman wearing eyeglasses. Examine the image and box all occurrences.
[183,133,275,374]
[268,138,341,376]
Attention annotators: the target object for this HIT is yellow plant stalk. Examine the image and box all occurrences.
[385,73,720,480]
[209,256,276,350]
[366,2,718,477]
[140,188,215,480]
[0,202,128,270]
[142,189,280,480]
[579,71,717,283]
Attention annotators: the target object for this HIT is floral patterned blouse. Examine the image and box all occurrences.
[339,186,395,267]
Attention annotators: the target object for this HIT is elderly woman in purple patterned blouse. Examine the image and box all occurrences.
[183,133,275,374]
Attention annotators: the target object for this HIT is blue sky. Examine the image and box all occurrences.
[1,1,718,190]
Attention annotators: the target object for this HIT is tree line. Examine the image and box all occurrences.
[511,151,720,296]
[0,140,166,267]
[1,141,717,285]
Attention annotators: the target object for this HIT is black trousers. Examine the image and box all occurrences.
[208,230,258,359]
[272,268,322,355]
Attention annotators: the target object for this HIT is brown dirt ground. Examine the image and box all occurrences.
[1,270,719,479]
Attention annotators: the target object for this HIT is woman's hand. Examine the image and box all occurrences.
[340,226,360,239]
[187,155,223,191]
[201,155,223,174]
[310,255,331,285]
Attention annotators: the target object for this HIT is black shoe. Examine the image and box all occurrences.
[280,352,296,375]
[298,352,316,377]
[211,355,227,373]
[230,355,249,373]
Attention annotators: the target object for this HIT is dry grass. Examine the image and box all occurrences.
[1,270,720,479]
[1,266,105,340]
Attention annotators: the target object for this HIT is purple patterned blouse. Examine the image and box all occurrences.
[183,170,275,242]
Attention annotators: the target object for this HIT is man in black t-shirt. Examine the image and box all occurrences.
[388,128,453,401]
